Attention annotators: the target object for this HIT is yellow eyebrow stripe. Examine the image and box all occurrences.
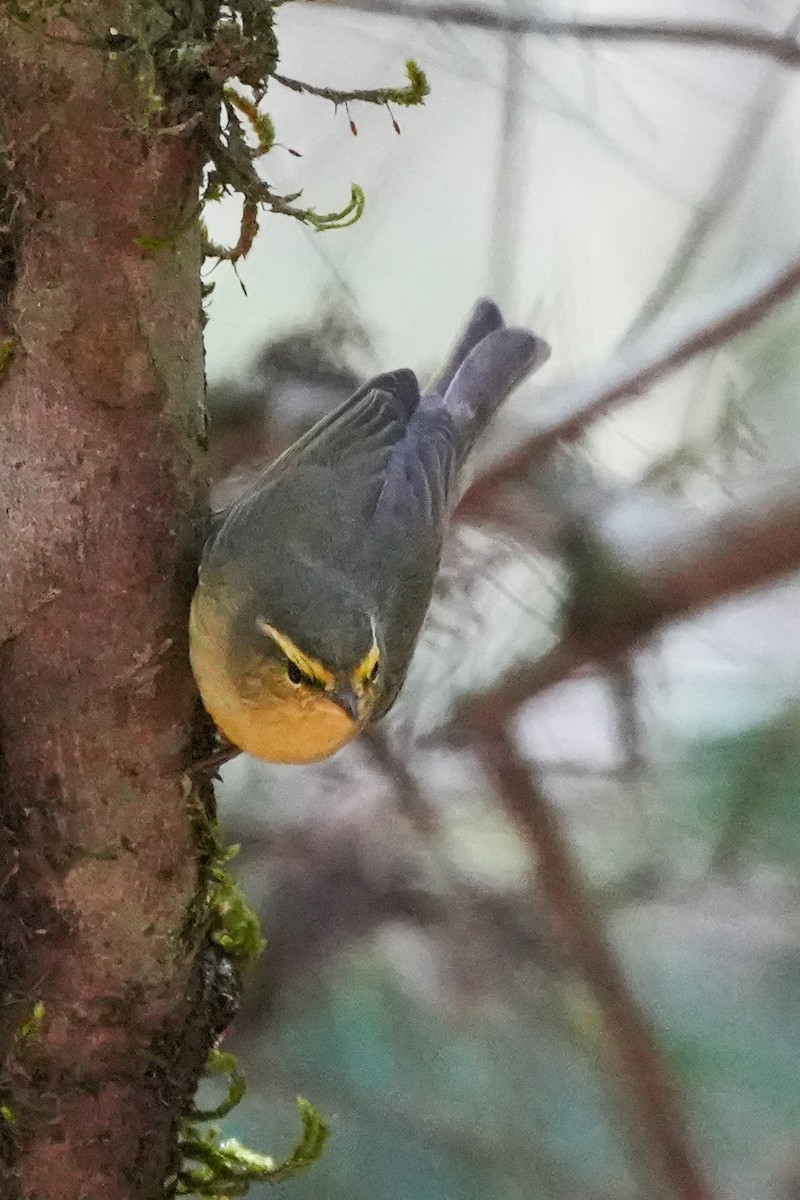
[355,638,380,683]
[257,621,335,688]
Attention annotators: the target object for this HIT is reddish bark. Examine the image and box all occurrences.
[0,16,216,1199]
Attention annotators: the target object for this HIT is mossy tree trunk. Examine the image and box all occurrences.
[0,8,220,1198]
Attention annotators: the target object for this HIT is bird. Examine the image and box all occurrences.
[189,299,550,764]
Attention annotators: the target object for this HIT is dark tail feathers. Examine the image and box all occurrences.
[425,299,550,460]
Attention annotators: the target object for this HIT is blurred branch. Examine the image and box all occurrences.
[362,729,440,837]
[459,478,800,733]
[251,1051,616,1200]
[322,1,800,69]
[637,364,752,495]
[626,7,800,337]
[362,729,561,972]
[609,656,646,787]
[476,730,714,1200]
[458,252,800,523]
[489,0,528,310]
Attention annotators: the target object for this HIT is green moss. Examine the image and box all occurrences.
[223,87,275,159]
[134,233,176,254]
[108,1,426,259]
[175,1093,330,1197]
[191,806,267,964]
[396,58,430,106]
[4,1,428,259]
[273,57,429,111]
[0,1003,46,1144]
[208,846,265,964]
[173,1044,329,1196]
[174,815,330,1198]
[0,337,14,375]
[202,55,427,256]
[134,201,203,256]
[189,1048,245,1122]
[16,1001,46,1044]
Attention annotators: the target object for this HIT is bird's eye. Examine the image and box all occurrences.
[286,661,304,686]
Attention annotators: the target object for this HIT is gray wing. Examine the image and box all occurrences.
[267,368,421,476]
[203,369,422,569]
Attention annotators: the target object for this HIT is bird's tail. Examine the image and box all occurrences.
[426,298,550,463]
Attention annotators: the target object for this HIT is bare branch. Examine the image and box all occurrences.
[458,253,800,522]
[459,479,800,732]
[475,732,714,1200]
[322,0,800,70]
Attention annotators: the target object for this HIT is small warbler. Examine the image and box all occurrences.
[190,299,549,763]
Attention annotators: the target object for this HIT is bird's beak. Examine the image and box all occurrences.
[328,686,360,724]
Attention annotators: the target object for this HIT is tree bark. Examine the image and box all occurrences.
[0,13,216,1199]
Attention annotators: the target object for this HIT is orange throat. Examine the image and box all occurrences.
[189,589,359,764]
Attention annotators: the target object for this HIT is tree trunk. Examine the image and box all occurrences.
[0,12,216,1198]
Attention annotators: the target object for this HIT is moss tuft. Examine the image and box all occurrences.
[3,1,427,261]
[175,1093,330,1197]
[192,812,265,968]
[207,841,265,967]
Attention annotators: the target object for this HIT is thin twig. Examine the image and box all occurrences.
[320,0,800,70]
[476,730,714,1200]
[458,253,800,521]
[489,0,528,309]
[609,656,646,789]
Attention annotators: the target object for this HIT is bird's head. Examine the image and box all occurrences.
[189,564,383,764]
